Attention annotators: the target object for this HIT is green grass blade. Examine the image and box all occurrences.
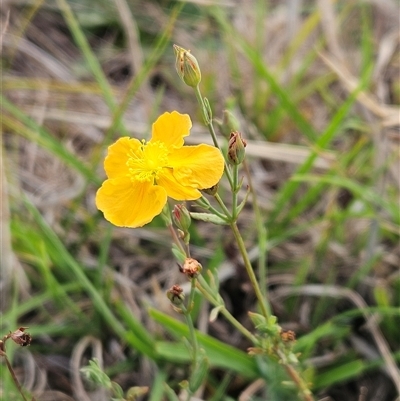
[292,174,399,224]
[269,80,364,224]
[98,2,184,155]
[2,96,99,183]
[313,359,365,389]
[20,193,159,358]
[148,370,168,401]
[56,0,128,135]
[149,308,258,379]
[114,300,156,357]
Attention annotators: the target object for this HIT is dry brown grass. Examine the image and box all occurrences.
[1,1,399,400]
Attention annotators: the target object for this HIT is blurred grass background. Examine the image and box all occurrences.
[1,0,399,400]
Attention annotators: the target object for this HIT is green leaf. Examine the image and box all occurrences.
[148,371,168,401]
[149,308,259,379]
[189,351,209,393]
[190,212,228,225]
[314,359,365,389]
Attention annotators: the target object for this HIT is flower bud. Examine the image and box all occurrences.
[179,257,202,279]
[280,329,296,343]
[227,131,247,165]
[167,285,185,306]
[172,204,191,232]
[173,44,201,88]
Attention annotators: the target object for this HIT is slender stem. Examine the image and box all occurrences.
[2,352,31,401]
[187,278,197,313]
[181,306,197,401]
[243,160,269,309]
[167,223,186,256]
[230,222,270,319]
[213,193,232,219]
[183,279,199,363]
[219,306,258,344]
[194,86,218,148]
[231,164,239,220]
[196,277,257,343]
[183,309,198,364]
[184,240,191,258]
[195,197,230,221]
[193,85,234,188]
[180,279,201,401]
[195,273,215,295]
[276,349,314,401]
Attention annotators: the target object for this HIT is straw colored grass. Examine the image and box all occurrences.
[1,1,399,400]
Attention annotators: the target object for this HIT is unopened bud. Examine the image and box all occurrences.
[173,44,201,88]
[167,285,185,306]
[172,204,191,232]
[179,258,202,279]
[280,329,296,343]
[227,131,247,165]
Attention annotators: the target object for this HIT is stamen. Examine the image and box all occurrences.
[126,140,168,183]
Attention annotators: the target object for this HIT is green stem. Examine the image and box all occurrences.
[243,160,269,308]
[167,223,186,256]
[181,280,200,401]
[187,277,197,313]
[194,86,218,148]
[196,197,230,221]
[196,277,257,343]
[230,222,270,319]
[276,349,314,401]
[213,193,232,219]
[193,85,234,188]
[180,279,199,363]
[183,309,198,364]
[231,163,239,220]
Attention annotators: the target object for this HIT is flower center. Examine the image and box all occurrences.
[127,140,169,183]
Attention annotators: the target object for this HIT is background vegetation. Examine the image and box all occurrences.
[1,0,399,400]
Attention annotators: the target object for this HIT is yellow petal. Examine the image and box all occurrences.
[104,137,141,178]
[151,111,192,150]
[95,177,167,227]
[157,170,201,200]
[168,144,225,189]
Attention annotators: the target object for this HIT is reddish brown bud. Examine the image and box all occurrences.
[227,131,247,165]
[280,330,296,343]
[10,327,32,347]
[179,258,202,279]
[167,285,185,306]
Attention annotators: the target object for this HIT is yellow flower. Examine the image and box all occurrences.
[96,111,224,228]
